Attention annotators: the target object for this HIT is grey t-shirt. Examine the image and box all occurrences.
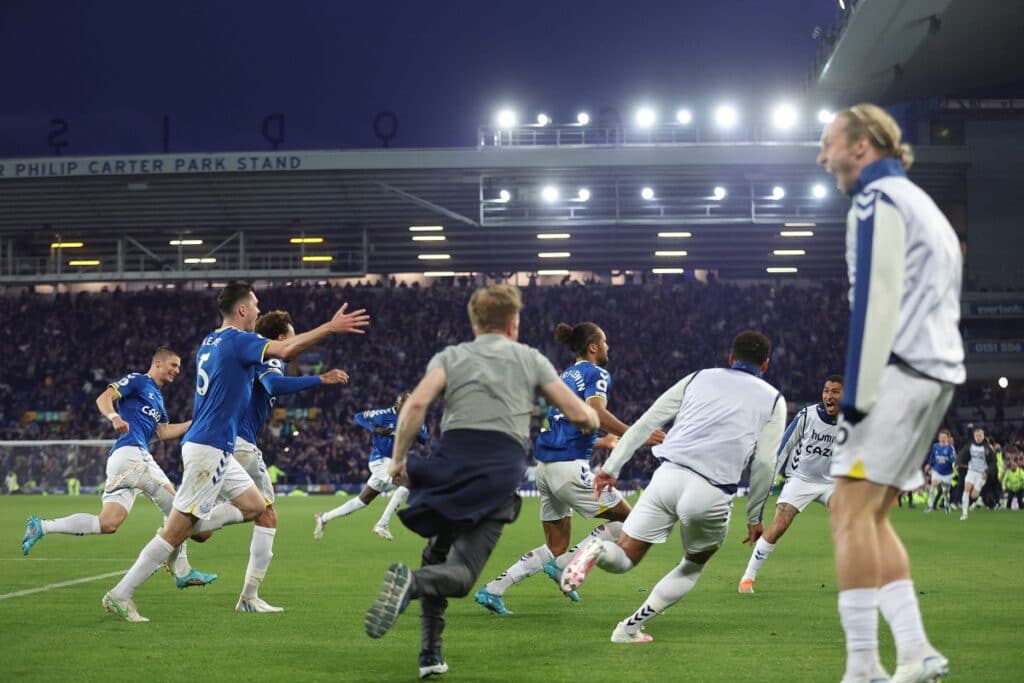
[968,443,988,473]
[427,333,560,451]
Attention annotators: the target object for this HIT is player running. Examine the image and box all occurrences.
[313,392,430,541]
[21,346,216,589]
[956,427,997,520]
[475,321,664,615]
[739,374,843,593]
[924,430,956,513]
[561,331,785,645]
[102,282,368,622]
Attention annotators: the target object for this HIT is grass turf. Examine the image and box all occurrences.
[2,493,1021,682]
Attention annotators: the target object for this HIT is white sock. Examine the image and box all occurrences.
[962,492,969,514]
[150,487,175,516]
[623,559,704,634]
[596,541,634,573]
[486,545,554,596]
[321,497,367,523]
[111,534,174,601]
[241,526,276,600]
[878,579,928,663]
[192,503,244,534]
[742,537,776,581]
[377,487,408,527]
[42,513,101,535]
[170,540,193,577]
[838,588,879,678]
[555,522,625,569]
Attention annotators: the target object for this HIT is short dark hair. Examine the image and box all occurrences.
[731,330,771,365]
[554,321,602,357]
[217,282,254,316]
[255,310,293,340]
[152,345,179,360]
[825,374,844,385]
[939,428,952,437]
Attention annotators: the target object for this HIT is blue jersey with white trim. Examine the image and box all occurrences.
[842,158,965,423]
[354,407,430,462]
[108,372,168,452]
[928,443,956,476]
[535,360,611,463]
[183,327,270,452]
[237,358,285,444]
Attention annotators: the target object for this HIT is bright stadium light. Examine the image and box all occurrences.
[409,225,444,232]
[655,250,688,257]
[773,249,806,256]
[675,108,693,125]
[302,255,333,262]
[536,233,571,240]
[498,189,511,202]
[577,188,591,201]
[998,377,1009,388]
[576,111,590,125]
[652,268,684,274]
[169,239,204,246]
[784,222,815,227]
[658,231,692,238]
[496,109,517,129]
[781,230,815,237]
[635,107,657,128]
[537,269,570,276]
[771,186,786,200]
[417,254,451,260]
[541,185,560,202]
[538,252,570,258]
[537,113,550,126]
[412,235,446,242]
[771,103,799,130]
[51,241,84,248]
[713,186,727,200]
[641,186,655,200]
[423,271,457,277]
[766,267,798,274]
[289,237,324,244]
[714,104,738,129]
[812,183,828,199]
[68,259,100,266]
[818,108,835,124]
[184,257,217,264]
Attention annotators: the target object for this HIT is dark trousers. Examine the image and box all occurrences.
[408,495,520,656]
[1006,489,1024,510]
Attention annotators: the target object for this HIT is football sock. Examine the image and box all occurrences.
[377,487,408,527]
[321,497,367,523]
[623,559,704,634]
[878,580,928,664]
[486,545,554,595]
[838,588,879,679]
[42,513,101,535]
[111,534,174,601]
[241,526,277,600]
[742,537,775,581]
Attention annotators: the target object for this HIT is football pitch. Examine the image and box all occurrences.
[2,494,1021,682]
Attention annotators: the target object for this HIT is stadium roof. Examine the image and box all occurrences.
[0,143,967,283]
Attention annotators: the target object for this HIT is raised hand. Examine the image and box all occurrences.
[319,369,350,385]
[327,303,370,335]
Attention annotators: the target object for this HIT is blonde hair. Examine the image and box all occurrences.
[838,103,914,170]
[467,283,523,332]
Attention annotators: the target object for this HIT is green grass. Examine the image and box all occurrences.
[2,493,1021,682]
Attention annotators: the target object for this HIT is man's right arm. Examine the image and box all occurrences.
[264,303,370,360]
[95,387,129,435]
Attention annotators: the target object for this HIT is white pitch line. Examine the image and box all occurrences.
[0,570,124,601]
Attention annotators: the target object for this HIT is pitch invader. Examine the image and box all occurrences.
[22,346,216,589]
[475,321,664,615]
[314,392,430,541]
[102,282,369,622]
[739,375,843,593]
[230,310,350,612]
[924,430,956,513]
[956,427,996,520]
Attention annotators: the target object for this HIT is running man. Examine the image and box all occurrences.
[22,346,216,589]
[956,427,996,520]
[314,392,429,542]
[924,430,956,513]
[559,331,784,645]
[475,321,664,615]
[739,374,842,593]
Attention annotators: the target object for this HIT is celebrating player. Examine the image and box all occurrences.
[475,321,664,615]
[924,429,956,513]
[21,346,216,588]
[560,331,785,644]
[313,392,429,542]
[818,103,964,682]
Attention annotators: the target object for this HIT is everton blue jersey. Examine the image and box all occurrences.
[108,373,168,452]
[535,361,611,463]
[928,443,956,476]
[355,407,430,462]
[183,327,270,452]
[238,358,285,444]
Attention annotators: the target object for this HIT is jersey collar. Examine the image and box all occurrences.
[848,157,906,197]
[730,361,763,378]
[816,403,838,425]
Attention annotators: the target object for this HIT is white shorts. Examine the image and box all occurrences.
[777,477,834,512]
[233,438,275,504]
[831,364,954,491]
[102,446,170,512]
[174,442,255,519]
[367,458,393,492]
[536,460,625,522]
[965,469,986,491]
[930,471,953,487]
[622,463,733,553]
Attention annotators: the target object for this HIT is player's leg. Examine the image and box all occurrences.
[23,497,128,555]
[237,448,281,612]
[740,501,799,592]
[316,459,388,538]
[925,477,938,511]
[961,478,975,519]
[373,486,409,540]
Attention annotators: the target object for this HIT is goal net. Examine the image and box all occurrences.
[0,440,115,495]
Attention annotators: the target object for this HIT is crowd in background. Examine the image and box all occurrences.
[1,278,1020,496]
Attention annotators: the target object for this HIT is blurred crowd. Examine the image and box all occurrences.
[1,278,1019,494]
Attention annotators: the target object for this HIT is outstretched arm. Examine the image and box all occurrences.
[156,421,191,441]
[264,303,370,360]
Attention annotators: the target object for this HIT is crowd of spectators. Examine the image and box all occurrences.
[1,278,1019,494]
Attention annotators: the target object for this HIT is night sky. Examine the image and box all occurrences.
[1,0,839,156]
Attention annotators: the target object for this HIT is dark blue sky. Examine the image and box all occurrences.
[1,0,839,156]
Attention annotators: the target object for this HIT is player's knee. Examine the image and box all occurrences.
[99,518,121,534]
[191,531,213,543]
